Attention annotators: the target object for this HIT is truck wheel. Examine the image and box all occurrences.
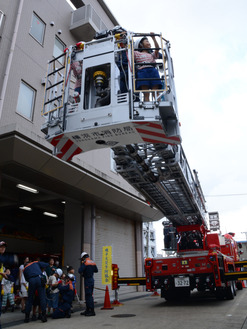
[236,281,243,290]
[225,282,235,300]
[215,287,225,300]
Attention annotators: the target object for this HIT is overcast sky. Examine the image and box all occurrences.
[104,0,247,250]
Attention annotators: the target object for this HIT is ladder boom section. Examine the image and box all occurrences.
[41,29,207,228]
[113,143,207,228]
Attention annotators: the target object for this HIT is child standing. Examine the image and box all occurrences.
[48,268,63,314]
[1,268,15,313]
[134,33,162,101]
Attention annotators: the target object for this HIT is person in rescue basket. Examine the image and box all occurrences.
[23,259,49,323]
[0,241,18,329]
[78,252,98,316]
[134,33,162,101]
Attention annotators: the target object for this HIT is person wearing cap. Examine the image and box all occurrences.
[52,275,75,319]
[23,260,49,323]
[48,268,63,314]
[0,241,18,325]
[78,252,98,316]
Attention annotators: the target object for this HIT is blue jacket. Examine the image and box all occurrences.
[58,281,74,305]
[23,261,48,282]
[78,258,98,280]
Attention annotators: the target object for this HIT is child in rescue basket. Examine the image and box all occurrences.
[134,33,162,102]
[1,268,15,313]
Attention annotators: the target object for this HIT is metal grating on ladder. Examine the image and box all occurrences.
[113,143,207,227]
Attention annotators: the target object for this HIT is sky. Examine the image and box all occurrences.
[104,0,247,251]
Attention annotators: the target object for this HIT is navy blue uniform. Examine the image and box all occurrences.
[23,261,48,315]
[52,281,74,319]
[78,258,98,311]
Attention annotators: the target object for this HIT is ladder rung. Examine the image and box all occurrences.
[48,66,65,77]
[48,52,66,64]
[44,95,62,106]
[46,80,64,91]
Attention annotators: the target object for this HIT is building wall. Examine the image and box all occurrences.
[0,0,142,199]
[94,209,136,298]
[0,0,163,299]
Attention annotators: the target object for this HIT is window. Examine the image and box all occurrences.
[53,36,65,58]
[0,10,4,29]
[30,12,45,45]
[16,81,36,120]
[53,36,65,63]
[0,10,5,38]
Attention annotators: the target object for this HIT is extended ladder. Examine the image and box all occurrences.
[113,143,207,227]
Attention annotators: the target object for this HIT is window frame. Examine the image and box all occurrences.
[53,36,66,63]
[29,12,46,45]
[16,80,36,121]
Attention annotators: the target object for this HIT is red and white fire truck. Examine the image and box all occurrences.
[145,226,242,301]
[41,27,246,301]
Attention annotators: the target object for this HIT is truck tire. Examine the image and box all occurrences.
[236,281,243,290]
[215,287,225,300]
[225,282,235,300]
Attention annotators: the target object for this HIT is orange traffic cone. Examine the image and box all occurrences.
[101,285,113,310]
[242,280,246,288]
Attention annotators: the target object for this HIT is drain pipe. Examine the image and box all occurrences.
[91,204,96,261]
[0,0,24,119]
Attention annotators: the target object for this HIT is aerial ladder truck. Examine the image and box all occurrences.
[41,28,246,301]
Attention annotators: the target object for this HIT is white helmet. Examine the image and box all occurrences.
[55,268,63,277]
[134,36,148,50]
[80,251,89,259]
[68,273,75,280]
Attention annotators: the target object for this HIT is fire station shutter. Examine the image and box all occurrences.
[94,210,136,299]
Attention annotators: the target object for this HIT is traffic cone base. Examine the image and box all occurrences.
[101,286,113,310]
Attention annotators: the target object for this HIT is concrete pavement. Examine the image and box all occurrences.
[2,289,247,329]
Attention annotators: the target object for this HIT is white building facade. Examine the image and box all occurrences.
[0,0,163,298]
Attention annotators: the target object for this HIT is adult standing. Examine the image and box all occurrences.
[19,256,29,313]
[0,241,18,329]
[78,252,98,316]
[23,260,49,323]
[45,257,56,278]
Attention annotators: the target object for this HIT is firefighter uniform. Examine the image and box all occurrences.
[78,252,98,316]
[23,261,48,323]
[52,279,74,319]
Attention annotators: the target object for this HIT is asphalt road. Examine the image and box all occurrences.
[2,289,247,329]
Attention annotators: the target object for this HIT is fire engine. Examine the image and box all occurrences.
[41,27,246,301]
[145,227,242,301]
